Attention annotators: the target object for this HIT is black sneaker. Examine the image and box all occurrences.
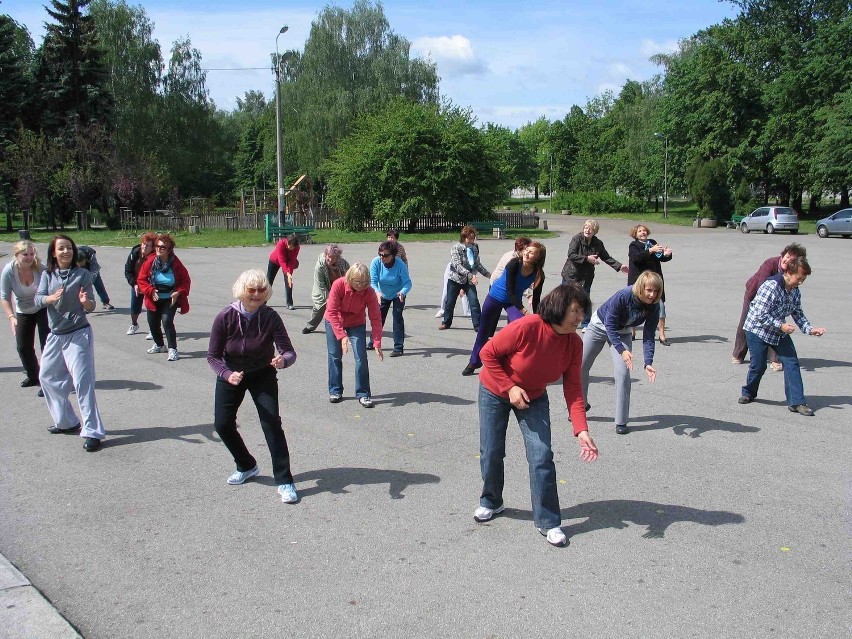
[390,350,403,357]
[738,396,752,404]
[48,423,81,434]
[461,364,476,376]
[615,424,629,435]
[83,437,102,452]
[301,326,314,334]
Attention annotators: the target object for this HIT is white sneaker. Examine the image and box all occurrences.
[358,396,374,408]
[473,504,505,522]
[167,348,179,361]
[145,332,154,340]
[147,345,165,354]
[227,466,260,485]
[277,483,299,503]
[126,324,139,335]
[435,309,443,318]
[538,526,568,547]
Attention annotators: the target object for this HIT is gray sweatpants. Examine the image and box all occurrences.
[39,326,106,439]
[581,317,633,426]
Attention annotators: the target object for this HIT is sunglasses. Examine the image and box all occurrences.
[156,244,169,249]
[246,286,268,295]
[378,252,392,258]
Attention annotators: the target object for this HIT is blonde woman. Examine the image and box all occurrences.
[207,269,299,503]
[1,241,49,395]
[324,263,383,407]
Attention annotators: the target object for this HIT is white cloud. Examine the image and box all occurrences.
[608,62,633,77]
[412,35,487,77]
[640,38,679,58]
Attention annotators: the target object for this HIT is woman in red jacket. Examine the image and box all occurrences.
[267,235,300,309]
[137,234,191,361]
[474,282,598,547]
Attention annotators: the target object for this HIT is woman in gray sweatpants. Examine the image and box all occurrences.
[35,235,106,452]
[581,271,663,436]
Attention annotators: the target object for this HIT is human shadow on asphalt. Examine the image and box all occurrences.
[400,346,474,359]
[798,357,852,372]
[371,391,473,407]
[286,467,440,500]
[586,413,760,437]
[502,499,744,539]
[749,395,852,411]
[656,334,728,344]
[102,422,218,447]
[96,379,163,391]
[176,331,211,341]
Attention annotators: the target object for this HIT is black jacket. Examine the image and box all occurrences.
[560,233,622,283]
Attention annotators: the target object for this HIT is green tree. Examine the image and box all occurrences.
[280,0,438,184]
[517,117,551,199]
[324,99,502,230]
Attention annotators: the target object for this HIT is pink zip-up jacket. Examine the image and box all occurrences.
[324,278,382,348]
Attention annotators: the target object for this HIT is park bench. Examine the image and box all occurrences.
[264,213,316,243]
[469,220,507,238]
[725,214,745,229]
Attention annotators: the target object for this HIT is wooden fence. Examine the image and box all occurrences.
[123,208,539,234]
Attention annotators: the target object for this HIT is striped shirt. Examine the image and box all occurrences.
[744,274,812,345]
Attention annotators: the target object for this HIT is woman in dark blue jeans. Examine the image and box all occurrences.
[474,283,599,547]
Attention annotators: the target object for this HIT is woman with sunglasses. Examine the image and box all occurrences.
[1,240,49,396]
[208,269,300,503]
[34,235,106,452]
[369,241,412,357]
[137,234,191,361]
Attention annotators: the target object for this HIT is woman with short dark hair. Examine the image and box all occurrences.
[441,225,490,331]
[370,240,412,356]
[581,270,663,435]
[475,282,598,547]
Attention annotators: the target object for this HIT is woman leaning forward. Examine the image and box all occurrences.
[474,283,599,547]
[207,269,299,503]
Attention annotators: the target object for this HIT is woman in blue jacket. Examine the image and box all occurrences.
[369,241,412,357]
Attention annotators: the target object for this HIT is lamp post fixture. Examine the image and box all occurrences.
[275,25,289,226]
[654,132,668,219]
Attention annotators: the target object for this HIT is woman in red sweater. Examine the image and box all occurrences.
[324,263,383,408]
[474,283,599,547]
[267,235,300,309]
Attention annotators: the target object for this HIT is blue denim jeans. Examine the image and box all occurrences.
[325,321,370,398]
[379,296,405,352]
[92,273,110,305]
[478,384,561,529]
[743,331,806,406]
[443,279,481,329]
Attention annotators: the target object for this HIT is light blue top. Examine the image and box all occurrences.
[369,256,412,299]
[489,267,536,306]
[1,261,45,314]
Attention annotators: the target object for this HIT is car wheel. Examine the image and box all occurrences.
[740,223,749,234]
[790,229,798,235]
[842,234,851,239]
[817,225,829,238]
[765,224,774,234]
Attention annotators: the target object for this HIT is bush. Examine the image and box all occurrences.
[550,191,645,216]
[686,157,732,221]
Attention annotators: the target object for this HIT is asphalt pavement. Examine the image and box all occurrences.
[1,215,849,638]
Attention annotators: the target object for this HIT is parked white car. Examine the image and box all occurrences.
[739,206,799,234]
[815,208,852,238]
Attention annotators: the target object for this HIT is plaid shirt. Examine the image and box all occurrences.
[744,274,812,345]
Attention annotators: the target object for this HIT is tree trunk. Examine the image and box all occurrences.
[808,192,821,214]
[654,196,659,213]
[534,185,539,200]
[840,187,850,208]
[792,190,802,211]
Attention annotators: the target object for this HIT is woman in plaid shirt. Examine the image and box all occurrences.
[739,257,826,416]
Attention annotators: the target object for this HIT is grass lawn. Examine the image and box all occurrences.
[0,226,556,248]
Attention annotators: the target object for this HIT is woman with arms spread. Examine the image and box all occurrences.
[208,269,299,503]
[34,235,106,452]
[475,283,599,547]
[462,242,546,376]
[1,241,49,396]
[582,270,663,435]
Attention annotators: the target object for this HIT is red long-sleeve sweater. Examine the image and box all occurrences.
[479,314,589,435]
[324,278,383,348]
[268,240,300,274]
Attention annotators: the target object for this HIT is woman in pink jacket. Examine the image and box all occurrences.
[266,234,300,309]
[324,263,383,407]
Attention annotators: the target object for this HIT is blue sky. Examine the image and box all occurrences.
[3,0,738,129]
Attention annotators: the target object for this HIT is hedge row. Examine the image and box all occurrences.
[550,191,645,216]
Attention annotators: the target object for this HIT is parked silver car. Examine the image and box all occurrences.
[739,206,799,234]
[815,208,852,238]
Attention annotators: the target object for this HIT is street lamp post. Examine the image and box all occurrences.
[275,25,289,227]
[654,132,668,219]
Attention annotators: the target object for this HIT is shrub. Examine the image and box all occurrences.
[551,191,644,216]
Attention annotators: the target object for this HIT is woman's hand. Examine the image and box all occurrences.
[577,431,598,462]
[227,371,244,386]
[46,287,64,304]
[78,288,90,306]
[8,315,17,336]
[662,246,673,257]
[152,290,160,301]
[286,272,293,288]
[644,364,657,383]
[586,254,599,264]
[341,336,351,353]
[619,264,629,274]
[170,291,180,305]
[810,327,826,336]
[375,346,384,361]
[621,350,634,370]
[471,275,479,286]
[508,385,530,409]
[270,354,286,369]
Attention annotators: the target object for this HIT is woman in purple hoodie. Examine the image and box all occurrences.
[207,269,299,504]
